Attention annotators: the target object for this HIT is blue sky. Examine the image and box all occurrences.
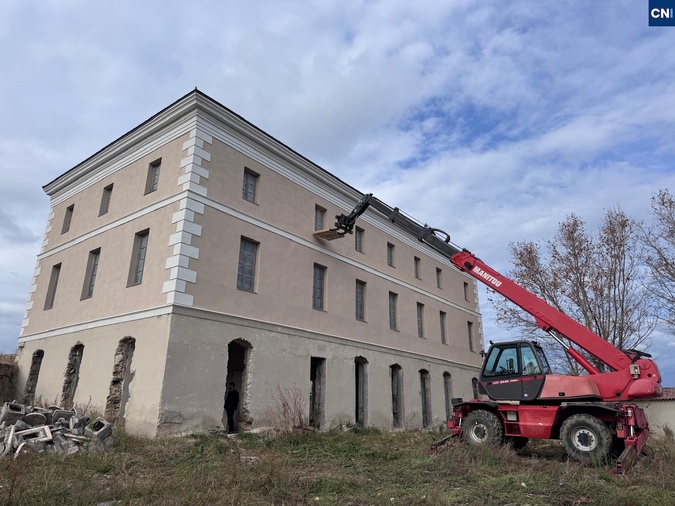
[1,0,675,384]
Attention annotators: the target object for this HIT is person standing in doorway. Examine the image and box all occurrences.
[224,382,239,433]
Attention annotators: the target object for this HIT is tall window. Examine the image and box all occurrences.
[417,302,425,338]
[440,311,447,345]
[414,257,421,279]
[44,263,62,310]
[313,264,327,310]
[81,248,101,299]
[436,268,443,289]
[463,282,470,301]
[315,205,326,231]
[242,168,259,202]
[145,159,161,194]
[389,292,398,330]
[468,321,475,352]
[99,184,113,216]
[355,227,364,252]
[355,280,366,321]
[237,238,258,292]
[128,230,149,286]
[61,204,74,234]
[387,243,395,267]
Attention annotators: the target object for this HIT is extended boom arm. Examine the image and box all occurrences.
[332,194,662,398]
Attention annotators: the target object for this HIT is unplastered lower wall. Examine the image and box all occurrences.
[159,308,481,435]
[15,314,172,437]
[636,400,675,437]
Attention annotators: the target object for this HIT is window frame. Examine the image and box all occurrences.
[468,321,475,352]
[81,248,101,300]
[313,263,327,310]
[144,159,161,195]
[61,204,74,234]
[128,230,149,287]
[417,302,425,338]
[355,279,366,321]
[314,205,327,231]
[389,291,398,330]
[99,184,114,216]
[387,242,395,267]
[237,237,259,292]
[355,226,364,253]
[440,311,447,345]
[242,168,259,203]
[44,263,62,310]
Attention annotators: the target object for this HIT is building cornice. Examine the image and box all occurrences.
[43,90,201,196]
[43,89,361,205]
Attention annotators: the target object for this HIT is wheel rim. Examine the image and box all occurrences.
[469,422,488,443]
[571,427,597,452]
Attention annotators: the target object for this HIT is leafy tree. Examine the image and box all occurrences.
[488,209,655,374]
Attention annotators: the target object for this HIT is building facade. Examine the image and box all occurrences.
[16,90,484,437]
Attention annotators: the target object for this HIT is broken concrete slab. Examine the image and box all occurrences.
[85,418,112,441]
[0,403,25,425]
[23,412,47,426]
[0,402,113,459]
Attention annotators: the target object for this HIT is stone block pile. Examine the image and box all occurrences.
[0,402,113,458]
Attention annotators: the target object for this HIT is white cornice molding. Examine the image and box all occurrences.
[18,304,481,372]
[44,93,201,199]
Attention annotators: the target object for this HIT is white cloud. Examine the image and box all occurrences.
[1,0,675,385]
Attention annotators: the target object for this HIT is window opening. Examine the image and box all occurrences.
[242,169,258,202]
[145,159,161,194]
[99,184,113,216]
[237,238,258,292]
[61,204,74,234]
[44,263,62,310]
[313,264,326,310]
[81,248,101,299]
[390,364,404,428]
[389,292,398,330]
[128,230,149,286]
[419,369,432,428]
[355,280,366,321]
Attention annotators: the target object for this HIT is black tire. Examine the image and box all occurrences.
[461,410,504,447]
[560,414,612,464]
[506,436,529,450]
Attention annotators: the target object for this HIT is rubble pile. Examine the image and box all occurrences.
[0,402,113,458]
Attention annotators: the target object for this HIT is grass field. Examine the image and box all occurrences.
[1,427,673,505]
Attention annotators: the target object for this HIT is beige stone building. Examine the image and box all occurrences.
[15,89,484,437]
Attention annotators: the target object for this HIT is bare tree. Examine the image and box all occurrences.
[642,189,675,333]
[489,209,655,374]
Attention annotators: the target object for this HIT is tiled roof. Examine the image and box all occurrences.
[653,387,675,401]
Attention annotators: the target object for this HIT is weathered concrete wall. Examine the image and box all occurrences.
[15,315,171,438]
[158,309,481,435]
[637,399,675,437]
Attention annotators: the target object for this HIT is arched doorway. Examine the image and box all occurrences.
[354,356,368,426]
[390,364,404,428]
[225,339,253,430]
[419,369,432,429]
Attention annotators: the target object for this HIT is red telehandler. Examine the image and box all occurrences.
[325,194,663,474]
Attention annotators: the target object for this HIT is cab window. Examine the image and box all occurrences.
[483,346,520,377]
[521,346,541,375]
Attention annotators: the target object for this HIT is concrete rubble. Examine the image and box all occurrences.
[0,401,113,458]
